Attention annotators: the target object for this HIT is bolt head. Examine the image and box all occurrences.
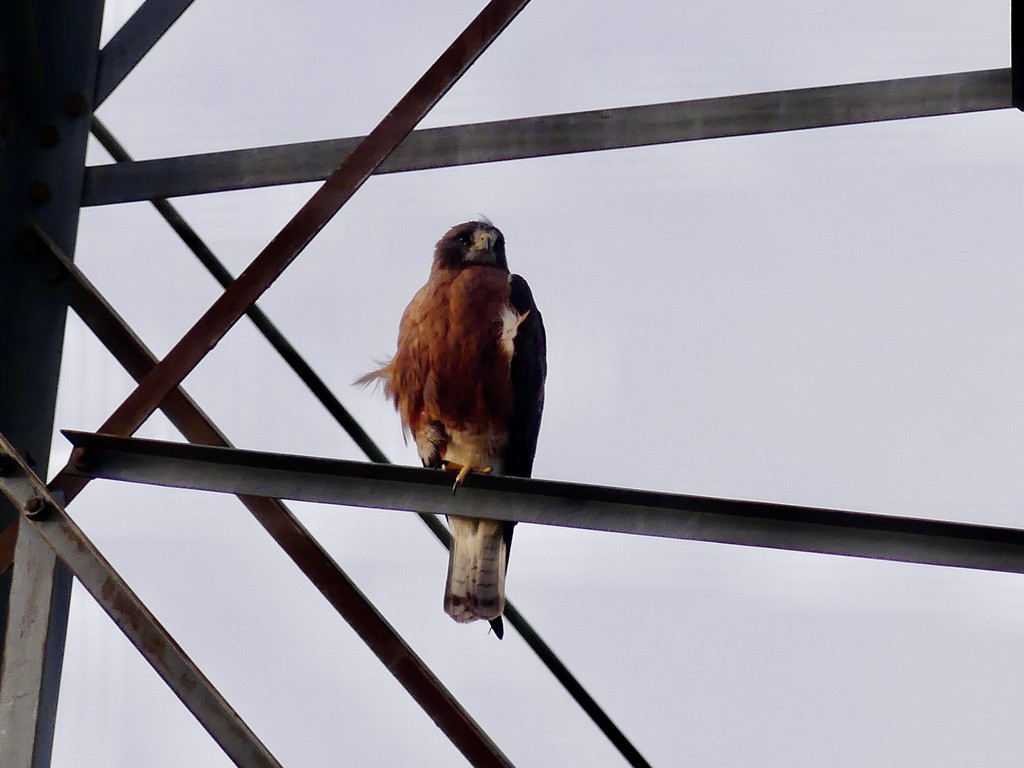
[24,496,47,518]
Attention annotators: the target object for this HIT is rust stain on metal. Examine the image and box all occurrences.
[0,518,18,576]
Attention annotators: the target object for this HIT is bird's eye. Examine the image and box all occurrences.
[456,232,472,246]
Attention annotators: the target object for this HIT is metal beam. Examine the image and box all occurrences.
[0,435,283,768]
[0,2,104,765]
[1014,0,1023,109]
[27,224,515,768]
[82,68,1012,206]
[94,0,196,107]
[64,431,1024,576]
[84,0,531,455]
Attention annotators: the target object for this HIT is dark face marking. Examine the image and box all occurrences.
[433,221,509,272]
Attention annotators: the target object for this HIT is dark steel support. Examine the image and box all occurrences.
[0,437,283,768]
[77,122,655,765]
[64,431,1024,576]
[81,69,1012,205]
[94,0,197,107]
[0,2,103,766]
[1014,0,1023,109]
[29,225,514,768]
[84,0,531,447]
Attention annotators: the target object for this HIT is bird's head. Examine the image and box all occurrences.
[432,220,508,272]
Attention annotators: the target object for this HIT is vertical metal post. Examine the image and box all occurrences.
[1014,0,1023,108]
[0,1,104,766]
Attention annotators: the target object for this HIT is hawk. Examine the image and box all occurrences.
[359,221,546,638]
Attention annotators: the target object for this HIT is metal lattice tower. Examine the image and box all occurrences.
[2,1,1023,765]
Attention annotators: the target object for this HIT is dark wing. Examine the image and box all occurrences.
[504,273,547,478]
[488,274,546,641]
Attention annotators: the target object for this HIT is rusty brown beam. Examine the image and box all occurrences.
[0,519,16,577]
[86,0,531,449]
[30,224,514,767]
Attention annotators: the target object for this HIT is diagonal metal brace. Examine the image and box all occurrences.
[94,0,197,107]
[0,433,283,768]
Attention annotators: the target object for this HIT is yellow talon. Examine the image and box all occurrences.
[442,461,492,493]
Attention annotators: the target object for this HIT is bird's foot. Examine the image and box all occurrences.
[441,461,492,493]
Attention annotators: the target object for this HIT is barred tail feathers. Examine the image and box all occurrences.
[444,516,507,628]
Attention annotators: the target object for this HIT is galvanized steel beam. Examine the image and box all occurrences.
[94,0,197,107]
[0,435,283,768]
[27,225,515,768]
[0,2,103,766]
[82,68,1012,205]
[64,431,1024,576]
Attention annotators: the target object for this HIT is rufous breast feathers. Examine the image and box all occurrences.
[387,267,521,445]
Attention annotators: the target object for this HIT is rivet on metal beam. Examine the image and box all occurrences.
[23,497,48,519]
[63,92,89,117]
[27,180,52,206]
[36,123,60,148]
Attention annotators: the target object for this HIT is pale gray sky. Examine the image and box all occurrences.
[46,1,1024,766]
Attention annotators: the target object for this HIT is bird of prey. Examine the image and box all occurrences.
[359,220,546,638]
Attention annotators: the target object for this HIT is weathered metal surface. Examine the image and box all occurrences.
[94,0,197,106]
[30,226,515,768]
[0,437,283,768]
[0,521,17,577]
[0,519,71,768]
[82,68,1012,205]
[0,2,103,765]
[91,0,532,446]
[64,431,1024,576]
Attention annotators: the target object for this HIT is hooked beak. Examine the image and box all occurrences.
[464,230,498,265]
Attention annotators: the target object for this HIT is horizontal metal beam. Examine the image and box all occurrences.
[94,0,196,107]
[83,69,1012,205]
[65,431,1024,575]
[0,434,283,768]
